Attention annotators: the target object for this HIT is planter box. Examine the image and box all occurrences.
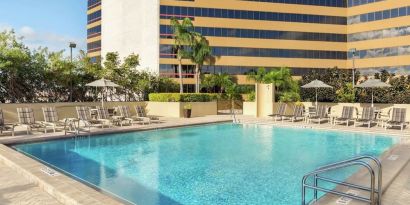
[243,102,257,116]
[146,102,217,118]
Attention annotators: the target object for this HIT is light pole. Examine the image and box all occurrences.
[69,42,76,102]
[349,48,357,86]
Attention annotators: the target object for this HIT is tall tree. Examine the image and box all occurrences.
[188,35,212,93]
[170,17,196,93]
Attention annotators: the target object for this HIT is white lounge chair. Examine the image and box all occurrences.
[42,107,72,134]
[96,106,124,127]
[16,107,46,134]
[307,105,329,124]
[0,109,15,136]
[269,103,287,121]
[354,107,375,128]
[334,106,355,126]
[116,106,142,125]
[76,106,105,129]
[385,108,409,131]
[135,105,160,124]
[282,105,305,122]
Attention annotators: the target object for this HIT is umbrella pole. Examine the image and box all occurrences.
[371,88,374,108]
[315,87,318,110]
[102,87,104,108]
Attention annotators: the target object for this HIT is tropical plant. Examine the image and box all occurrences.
[170,17,196,93]
[246,67,300,102]
[246,67,267,83]
[300,67,357,103]
[201,73,234,94]
[279,91,301,103]
[225,84,242,114]
[336,83,355,103]
[188,35,212,93]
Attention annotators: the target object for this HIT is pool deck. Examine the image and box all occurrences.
[0,115,408,205]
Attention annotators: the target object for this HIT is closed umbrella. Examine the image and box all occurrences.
[86,78,120,107]
[301,80,333,109]
[355,79,391,107]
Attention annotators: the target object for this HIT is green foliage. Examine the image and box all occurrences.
[0,30,178,103]
[336,83,355,103]
[301,67,356,103]
[201,73,234,93]
[302,68,410,104]
[279,91,301,103]
[357,74,410,104]
[148,93,218,102]
[235,85,255,94]
[170,17,197,93]
[188,35,212,93]
[246,67,267,83]
[246,91,256,102]
[183,103,192,109]
[225,84,243,101]
[246,67,300,102]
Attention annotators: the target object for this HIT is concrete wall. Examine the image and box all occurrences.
[0,101,218,123]
[147,102,217,118]
[102,0,160,73]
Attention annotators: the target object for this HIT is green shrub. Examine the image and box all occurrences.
[245,91,256,102]
[149,93,218,102]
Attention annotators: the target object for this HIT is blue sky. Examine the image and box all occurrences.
[0,0,87,55]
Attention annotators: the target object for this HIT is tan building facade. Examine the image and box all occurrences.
[87,0,410,88]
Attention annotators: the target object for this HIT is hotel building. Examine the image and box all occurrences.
[87,0,410,89]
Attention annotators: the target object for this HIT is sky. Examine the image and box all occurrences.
[0,0,87,55]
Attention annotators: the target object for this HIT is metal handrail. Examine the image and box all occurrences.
[231,109,239,124]
[302,155,382,205]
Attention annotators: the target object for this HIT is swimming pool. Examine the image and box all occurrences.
[14,124,396,205]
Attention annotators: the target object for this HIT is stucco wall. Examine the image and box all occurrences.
[256,83,275,117]
[102,0,160,73]
[243,102,257,116]
[147,102,218,118]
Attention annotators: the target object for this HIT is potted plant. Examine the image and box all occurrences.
[183,104,192,118]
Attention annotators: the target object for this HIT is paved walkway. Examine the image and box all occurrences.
[382,161,410,205]
[0,162,61,205]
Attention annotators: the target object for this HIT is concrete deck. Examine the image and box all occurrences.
[0,161,62,205]
[0,115,409,205]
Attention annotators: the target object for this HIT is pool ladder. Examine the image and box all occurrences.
[301,155,382,205]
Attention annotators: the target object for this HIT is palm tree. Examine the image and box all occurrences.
[214,73,234,94]
[170,17,196,93]
[246,67,267,83]
[189,36,212,93]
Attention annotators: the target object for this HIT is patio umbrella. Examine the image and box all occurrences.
[86,78,120,107]
[301,80,333,109]
[355,79,391,107]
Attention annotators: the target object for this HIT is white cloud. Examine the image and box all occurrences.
[0,24,86,56]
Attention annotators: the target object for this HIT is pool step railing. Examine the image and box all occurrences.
[231,109,240,124]
[301,155,382,205]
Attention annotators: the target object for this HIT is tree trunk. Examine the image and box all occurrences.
[178,57,183,93]
[195,64,200,93]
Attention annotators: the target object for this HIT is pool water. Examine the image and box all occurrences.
[14,124,396,205]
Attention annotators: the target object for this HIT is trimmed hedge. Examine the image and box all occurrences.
[149,93,218,102]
